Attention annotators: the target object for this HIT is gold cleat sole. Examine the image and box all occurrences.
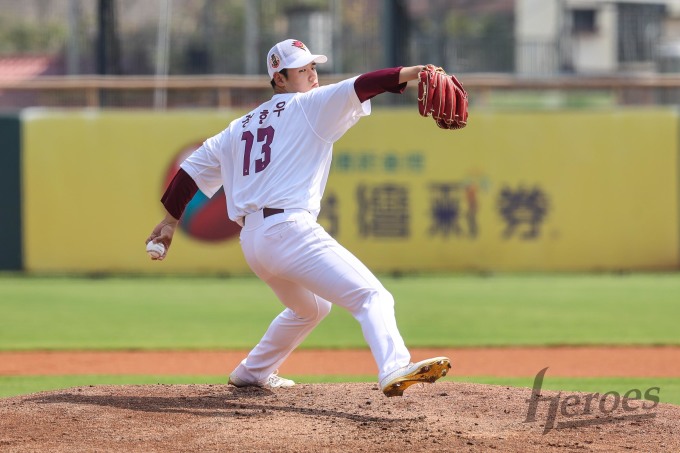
[382,357,452,397]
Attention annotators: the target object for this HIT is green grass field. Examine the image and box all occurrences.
[2,273,679,349]
[1,273,679,402]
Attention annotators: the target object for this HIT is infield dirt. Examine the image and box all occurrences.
[3,346,680,377]
[1,381,679,452]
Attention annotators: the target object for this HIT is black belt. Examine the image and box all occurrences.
[263,207,285,218]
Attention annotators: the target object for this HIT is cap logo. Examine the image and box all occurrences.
[270,53,280,69]
[292,40,307,51]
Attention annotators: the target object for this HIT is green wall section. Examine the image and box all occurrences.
[0,115,22,270]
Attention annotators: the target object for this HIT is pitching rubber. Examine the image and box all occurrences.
[382,357,452,397]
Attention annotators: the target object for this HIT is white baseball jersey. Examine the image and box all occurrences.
[181,76,370,226]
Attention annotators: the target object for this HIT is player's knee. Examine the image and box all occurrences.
[359,287,394,311]
[317,299,332,320]
[293,298,331,322]
[378,289,395,308]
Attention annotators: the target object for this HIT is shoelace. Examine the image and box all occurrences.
[266,370,290,387]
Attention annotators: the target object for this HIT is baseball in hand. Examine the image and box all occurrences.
[146,241,166,259]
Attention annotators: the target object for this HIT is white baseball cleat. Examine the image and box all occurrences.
[228,370,295,389]
[380,357,452,397]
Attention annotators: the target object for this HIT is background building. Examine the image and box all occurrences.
[515,0,680,75]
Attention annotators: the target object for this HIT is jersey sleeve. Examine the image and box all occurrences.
[297,76,371,143]
[180,131,225,198]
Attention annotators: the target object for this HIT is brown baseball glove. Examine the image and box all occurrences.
[417,64,468,130]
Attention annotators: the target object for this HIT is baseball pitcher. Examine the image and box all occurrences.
[146,39,463,396]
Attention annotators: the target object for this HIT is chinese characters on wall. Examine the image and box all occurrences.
[321,150,550,240]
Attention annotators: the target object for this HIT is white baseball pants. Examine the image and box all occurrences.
[231,208,411,384]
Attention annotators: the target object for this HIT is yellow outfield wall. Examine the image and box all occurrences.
[21,108,680,274]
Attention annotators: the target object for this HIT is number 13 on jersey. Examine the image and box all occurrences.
[241,126,275,176]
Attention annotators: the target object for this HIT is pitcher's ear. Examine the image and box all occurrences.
[274,72,286,86]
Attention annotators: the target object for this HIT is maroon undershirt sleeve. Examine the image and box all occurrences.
[353,67,407,103]
[161,168,199,220]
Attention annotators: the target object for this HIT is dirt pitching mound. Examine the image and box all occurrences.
[1,382,678,452]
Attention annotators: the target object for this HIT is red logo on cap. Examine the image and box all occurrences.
[270,53,280,69]
[292,40,307,51]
